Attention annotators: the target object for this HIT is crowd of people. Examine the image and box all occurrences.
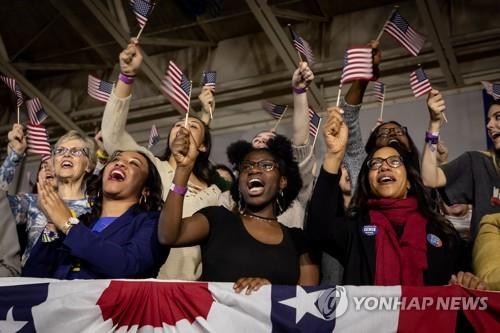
[1,38,499,299]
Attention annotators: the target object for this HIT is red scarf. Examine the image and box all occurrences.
[368,197,428,286]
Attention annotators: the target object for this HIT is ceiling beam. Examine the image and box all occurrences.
[271,8,328,22]
[81,0,165,88]
[50,0,113,67]
[0,60,83,133]
[246,0,325,109]
[13,62,110,71]
[0,32,9,61]
[112,0,131,36]
[140,37,215,48]
[416,0,463,87]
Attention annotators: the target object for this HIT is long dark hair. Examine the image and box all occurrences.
[82,151,163,226]
[365,121,421,172]
[226,135,302,215]
[348,142,455,235]
[160,116,216,186]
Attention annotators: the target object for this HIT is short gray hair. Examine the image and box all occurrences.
[54,130,97,171]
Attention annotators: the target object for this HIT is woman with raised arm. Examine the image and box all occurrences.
[22,150,168,279]
[101,40,221,280]
[306,107,486,289]
[422,94,500,238]
[0,124,96,266]
[158,128,318,293]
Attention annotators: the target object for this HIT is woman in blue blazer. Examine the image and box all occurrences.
[23,150,169,279]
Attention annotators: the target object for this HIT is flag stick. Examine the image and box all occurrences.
[272,106,288,132]
[379,93,385,120]
[184,81,193,128]
[297,51,303,64]
[136,26,145,40]
[311,117,322,151]
[336,84,342,107]
[375,5,399,42]
[442,111,448,123]
[208,105,213,120]
[17,106,20,124]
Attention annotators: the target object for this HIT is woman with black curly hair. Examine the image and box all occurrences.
[158,127,319,293]
[22,150,169,279]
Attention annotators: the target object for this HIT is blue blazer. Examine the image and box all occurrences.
[22,205,169,279]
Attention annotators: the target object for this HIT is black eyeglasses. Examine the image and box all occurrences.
[366,155,404,170]
[376,126,408,138]
[239,160,278,172]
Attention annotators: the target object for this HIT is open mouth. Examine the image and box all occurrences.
[109,168,126,182]
[377,174,396,184]
[61,160,73,169]
[247,178,265,195]
[45,174,54,180]
[388,138,399,145]
[491,132,500,140]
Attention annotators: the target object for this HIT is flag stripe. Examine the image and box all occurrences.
[383,11,426,57]
[341,47,373,84]
[161,61,192,113]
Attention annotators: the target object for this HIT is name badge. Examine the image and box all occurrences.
[427,233,443,248]
[362,225,378,236]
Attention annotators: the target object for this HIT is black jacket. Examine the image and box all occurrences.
[306,168,466,286]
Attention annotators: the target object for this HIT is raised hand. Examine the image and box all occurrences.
[119,38,143,76]
[7,123,27,155]
[233,277,271,295]
[37,182,73,232]
[427,89,446,125]
[171,127,199,169]
[292,61,314,89]
[323,107,348,156]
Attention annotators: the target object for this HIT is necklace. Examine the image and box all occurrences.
[241,212,277,223]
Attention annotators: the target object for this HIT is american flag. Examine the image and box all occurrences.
[308,106,322,138]
[130,0,155,29]
[410,67,432,98]
[26,97,48,125]
[373,81,385,103]
[88,75,113,103]
[289,28,314,65]
[201,71,216,92]
[161,61,192,113]
[341,47,373,84]
[383,11,426,57]
[148,124,160,149]
[26,124,51,156]
[262,101,287,119]
[0,75,23,107]
[481,81,500,100]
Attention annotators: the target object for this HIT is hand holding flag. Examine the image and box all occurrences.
[292,62,314,92]
[427,89,447,125]
[119,39,143,77]
[7,123,27,156]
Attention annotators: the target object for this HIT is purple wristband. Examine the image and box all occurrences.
[170,183,188,196]
[292,86,307,94]
[118,73,135,85]
[425,131,439,145]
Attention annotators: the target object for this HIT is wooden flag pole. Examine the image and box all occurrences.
[375,5,399,42]
[272,105,288,132]
[336,84,342,107]
[17,106,20,124]
[287,24,303,63]
[311,117,322,151]
[136,26,145,40]
[379,92,385,120]
[208,105,213,120]
[184,81,193,128]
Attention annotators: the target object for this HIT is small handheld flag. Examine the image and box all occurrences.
[373,81,386,120]
[481,81,500,100]
[337,47,374,106]
[148,124,160,149]
[26,98,48,125]
[26,124,51,156]
[161,61,193,127]
[0,75,24,123]
[308,106,322,150]
[383,10,426,56]
[409,67,432,98]
[201,71,216,92]
[288,26,314,65]
[130,0,155,39]
[88,75,113,103]
[263,101,288,131]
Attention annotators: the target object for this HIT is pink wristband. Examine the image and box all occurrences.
[292,86,307,94]
[118,73,135,85]
[170,183,188,196]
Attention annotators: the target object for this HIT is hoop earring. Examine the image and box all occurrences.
[140,194,147,205]
[238,191,245,213]
[276,189,284,215]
